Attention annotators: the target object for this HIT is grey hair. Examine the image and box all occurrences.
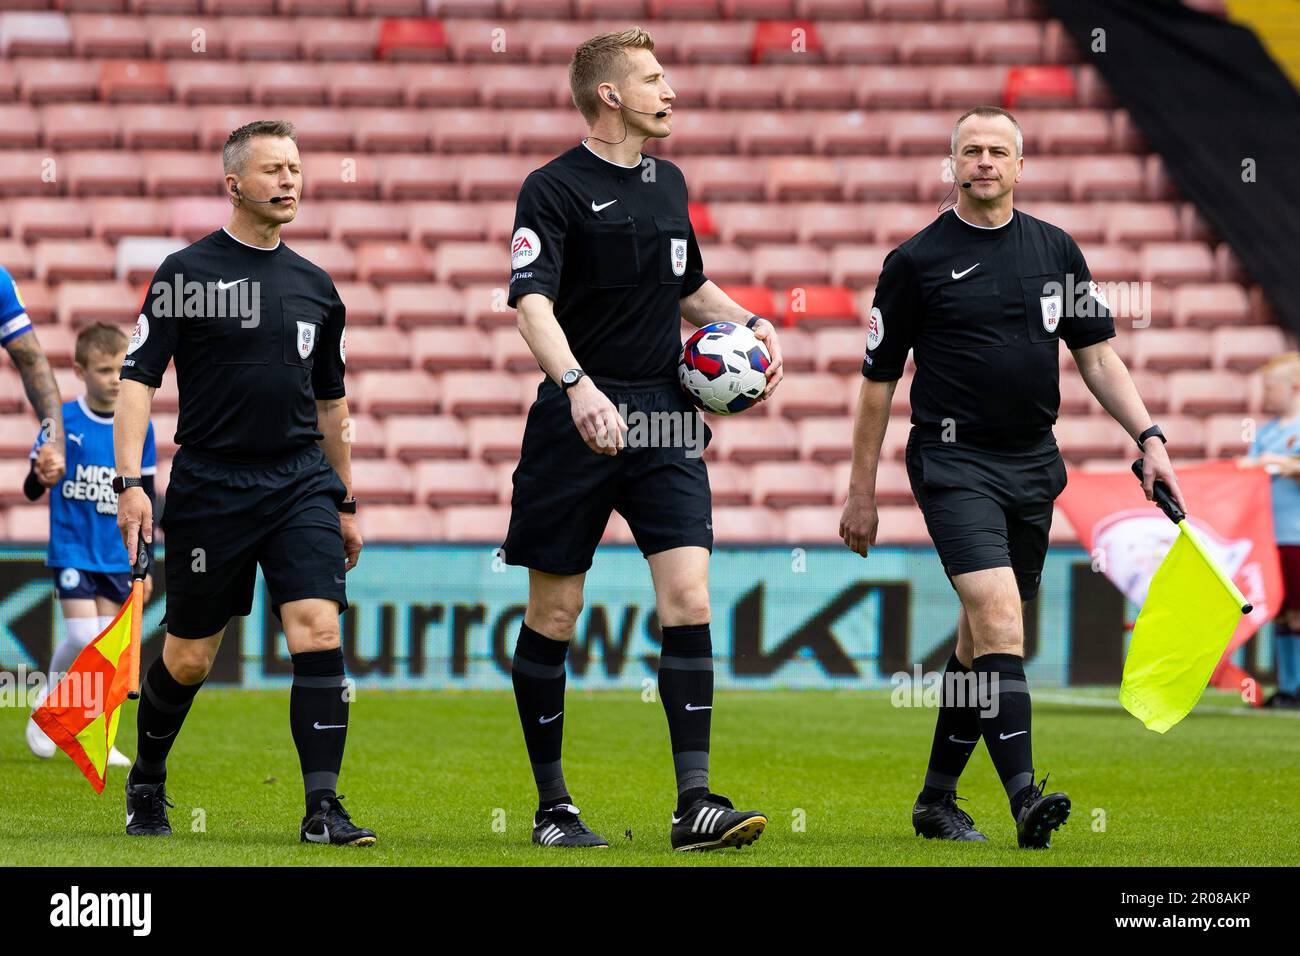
[222,120,297,175]
[950,106,1022,158]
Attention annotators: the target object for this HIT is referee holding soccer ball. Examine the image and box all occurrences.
[840,107,1186,849]
[115,121,374,847]
[503,27,781,851]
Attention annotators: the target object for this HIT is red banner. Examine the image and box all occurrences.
[1057,461,1282,697]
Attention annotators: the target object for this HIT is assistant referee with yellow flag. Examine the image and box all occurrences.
[840,106,1186,849]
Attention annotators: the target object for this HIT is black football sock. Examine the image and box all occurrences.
[131,656,204,785]
[918,653,983,804]
[973,653,1036,817]
[289,647,350,815]
[658,623,713,814]
[511,623,571,812]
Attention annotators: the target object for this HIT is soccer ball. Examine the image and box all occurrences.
[679,321,771,415]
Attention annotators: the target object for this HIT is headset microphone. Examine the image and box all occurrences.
[609,93,668,119]
[232,184,290,205]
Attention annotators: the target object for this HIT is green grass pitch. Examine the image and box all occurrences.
[2,688,1297,867]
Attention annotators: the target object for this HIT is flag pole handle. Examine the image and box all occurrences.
[127,538,149,700]
[1131,459,1185,525]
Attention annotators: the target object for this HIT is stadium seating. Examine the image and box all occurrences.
[0,2,1287,545]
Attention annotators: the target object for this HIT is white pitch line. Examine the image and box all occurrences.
[1034,692,1300,719]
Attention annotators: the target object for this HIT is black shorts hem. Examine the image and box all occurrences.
[269,588,347,616]
[942,556,1013,579]
[639,536,714,559]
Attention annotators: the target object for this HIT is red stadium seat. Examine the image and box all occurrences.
[1130,328,1211,372]
[676,22,755,63]
[1156,414,1208,459]
[1054,417,1126,462]
[352,369,440,416]
[506,109,587,155]
[440,505,511,541]
[1017,202,1104,242]
[767,373,850,418]
[1127,369,1168,414]
[1167,371,1248,414]
[1035,110,1112,154]
[821,23,898,64]
[355,0,428,14]
[796,202,877,246]
[414,460,499,506]
[0,104,40,148]
[783,65,860,109]
[284,240,357,281]
[119,104,199,150]
[488,328,540,373]
[458,156,537,201]
[140,150,219,197]
[871,203,936,244]
[342,326,411,370]
[1204,413,1252,459]
[751,245,830,287]
[709,506,784,543]
[782,505,843,543]
[411,327,492,371]
[811,328,869,374]
[384,415,469,462]
[812,111,889,156]
[168,196,229,241]
[1102,202,1179,244]
[971,20,1043,63]
[782,285,858,326]
[34,240,115,283]
[1,13,73,58]
[895,22,972,63]
[40,102,118,151]
[339,413,386,459]
[325,63,406,107]
[874,505,930,544]
[359,505,442,542]
[1172,283,1251,327]
[1140,243,1215,285]
[466,415,526,462]
[356,241,431,284]
[350,459,416,504]
[859,65,930,108]
[1212,326,1288,372]
[704,460,753,505]
[1002,65,1075,108]
[383,283,466,327]
[399,64,479,107]
[170,60,250,104]
[115,236,184,283]
[1071,156,1145,202]
[658,110,738,156]
[927,65,1008,108]
[433,242,501,286]
[751,461,834,507]
[11,198,91,242]
[713,416,798,463]
[376,18,449,61]
[885,110,950,155]
[774,326,815,372]
[100,60,170,104]
[1011,156,1073,201]
[712,204,797,247]
[380,156,459,200]
[767,158,841,201]
[442,21,530,63]
[440,371,524,417]
[406,201,489,246]
[55,281,140,327]
[751,21,823,62]
[247,63,327,106]
[870,0,938,17]
[15,59,99,104]
[334,282,385,326]
[293,16,379,59]
[679,157,766,201]
[331,201,411,245]
[794,0,868,18]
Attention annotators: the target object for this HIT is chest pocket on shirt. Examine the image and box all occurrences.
[936,276,1007,349]
[282,295,326,368]
[1021,273,1066,345]
[203,299,268,367]
[655,217,690,286]
[578,218,639,289]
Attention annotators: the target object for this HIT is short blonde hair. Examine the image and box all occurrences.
[1260,351,1300,380]
[569,27,656,125]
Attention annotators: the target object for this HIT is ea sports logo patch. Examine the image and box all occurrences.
[1040,294,1062,334]
[671,238,687,277]
[1088,280,1110,311]
[128,314,149,355]
[59,568,80,591]
[866,307,884,350]
[511,227,541,270]
[297,321,316,360]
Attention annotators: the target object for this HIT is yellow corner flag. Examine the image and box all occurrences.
[32,582,142,793]
[1120,519,1251,733]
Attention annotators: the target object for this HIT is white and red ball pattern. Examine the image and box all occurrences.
[678,321,771,415]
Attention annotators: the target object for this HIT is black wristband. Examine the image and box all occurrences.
[1137,424,1166,449]
[338,497,357,514]
[746,315,762,330]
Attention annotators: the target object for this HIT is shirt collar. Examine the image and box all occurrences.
[581,140,642,169]
[951,208,1015,230]
[77,394,113,424]
[222,226,281,251]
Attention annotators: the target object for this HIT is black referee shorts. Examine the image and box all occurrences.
[159,445,349,638]
[905,428,1067,601]
[503,377,713,576]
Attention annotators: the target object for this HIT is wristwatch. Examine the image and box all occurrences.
[338,496,357,514]
[1136,424,1166,449]
[560,368,586,393]
[111,475,144,494]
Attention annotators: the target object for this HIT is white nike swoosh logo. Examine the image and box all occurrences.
[145,729,176,739]
[684,703,712,711]
[948,735,979,744]
[313,722,347,730]
[951,263,979,279]
[591,200,618,212]
[999,730,1027,740]
[538,712,562,724]
[68,434,82,445]
[216,278,249,290]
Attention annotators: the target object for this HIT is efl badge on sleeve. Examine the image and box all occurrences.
[297,321,316,360]
[1040,294,1062,334]
[671,238,687,277]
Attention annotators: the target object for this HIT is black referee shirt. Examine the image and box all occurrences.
[863,209,1114,448]
[507,143,708,381]
[122,228,347,464]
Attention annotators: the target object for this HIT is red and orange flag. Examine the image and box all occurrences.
[32,587,141,793]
